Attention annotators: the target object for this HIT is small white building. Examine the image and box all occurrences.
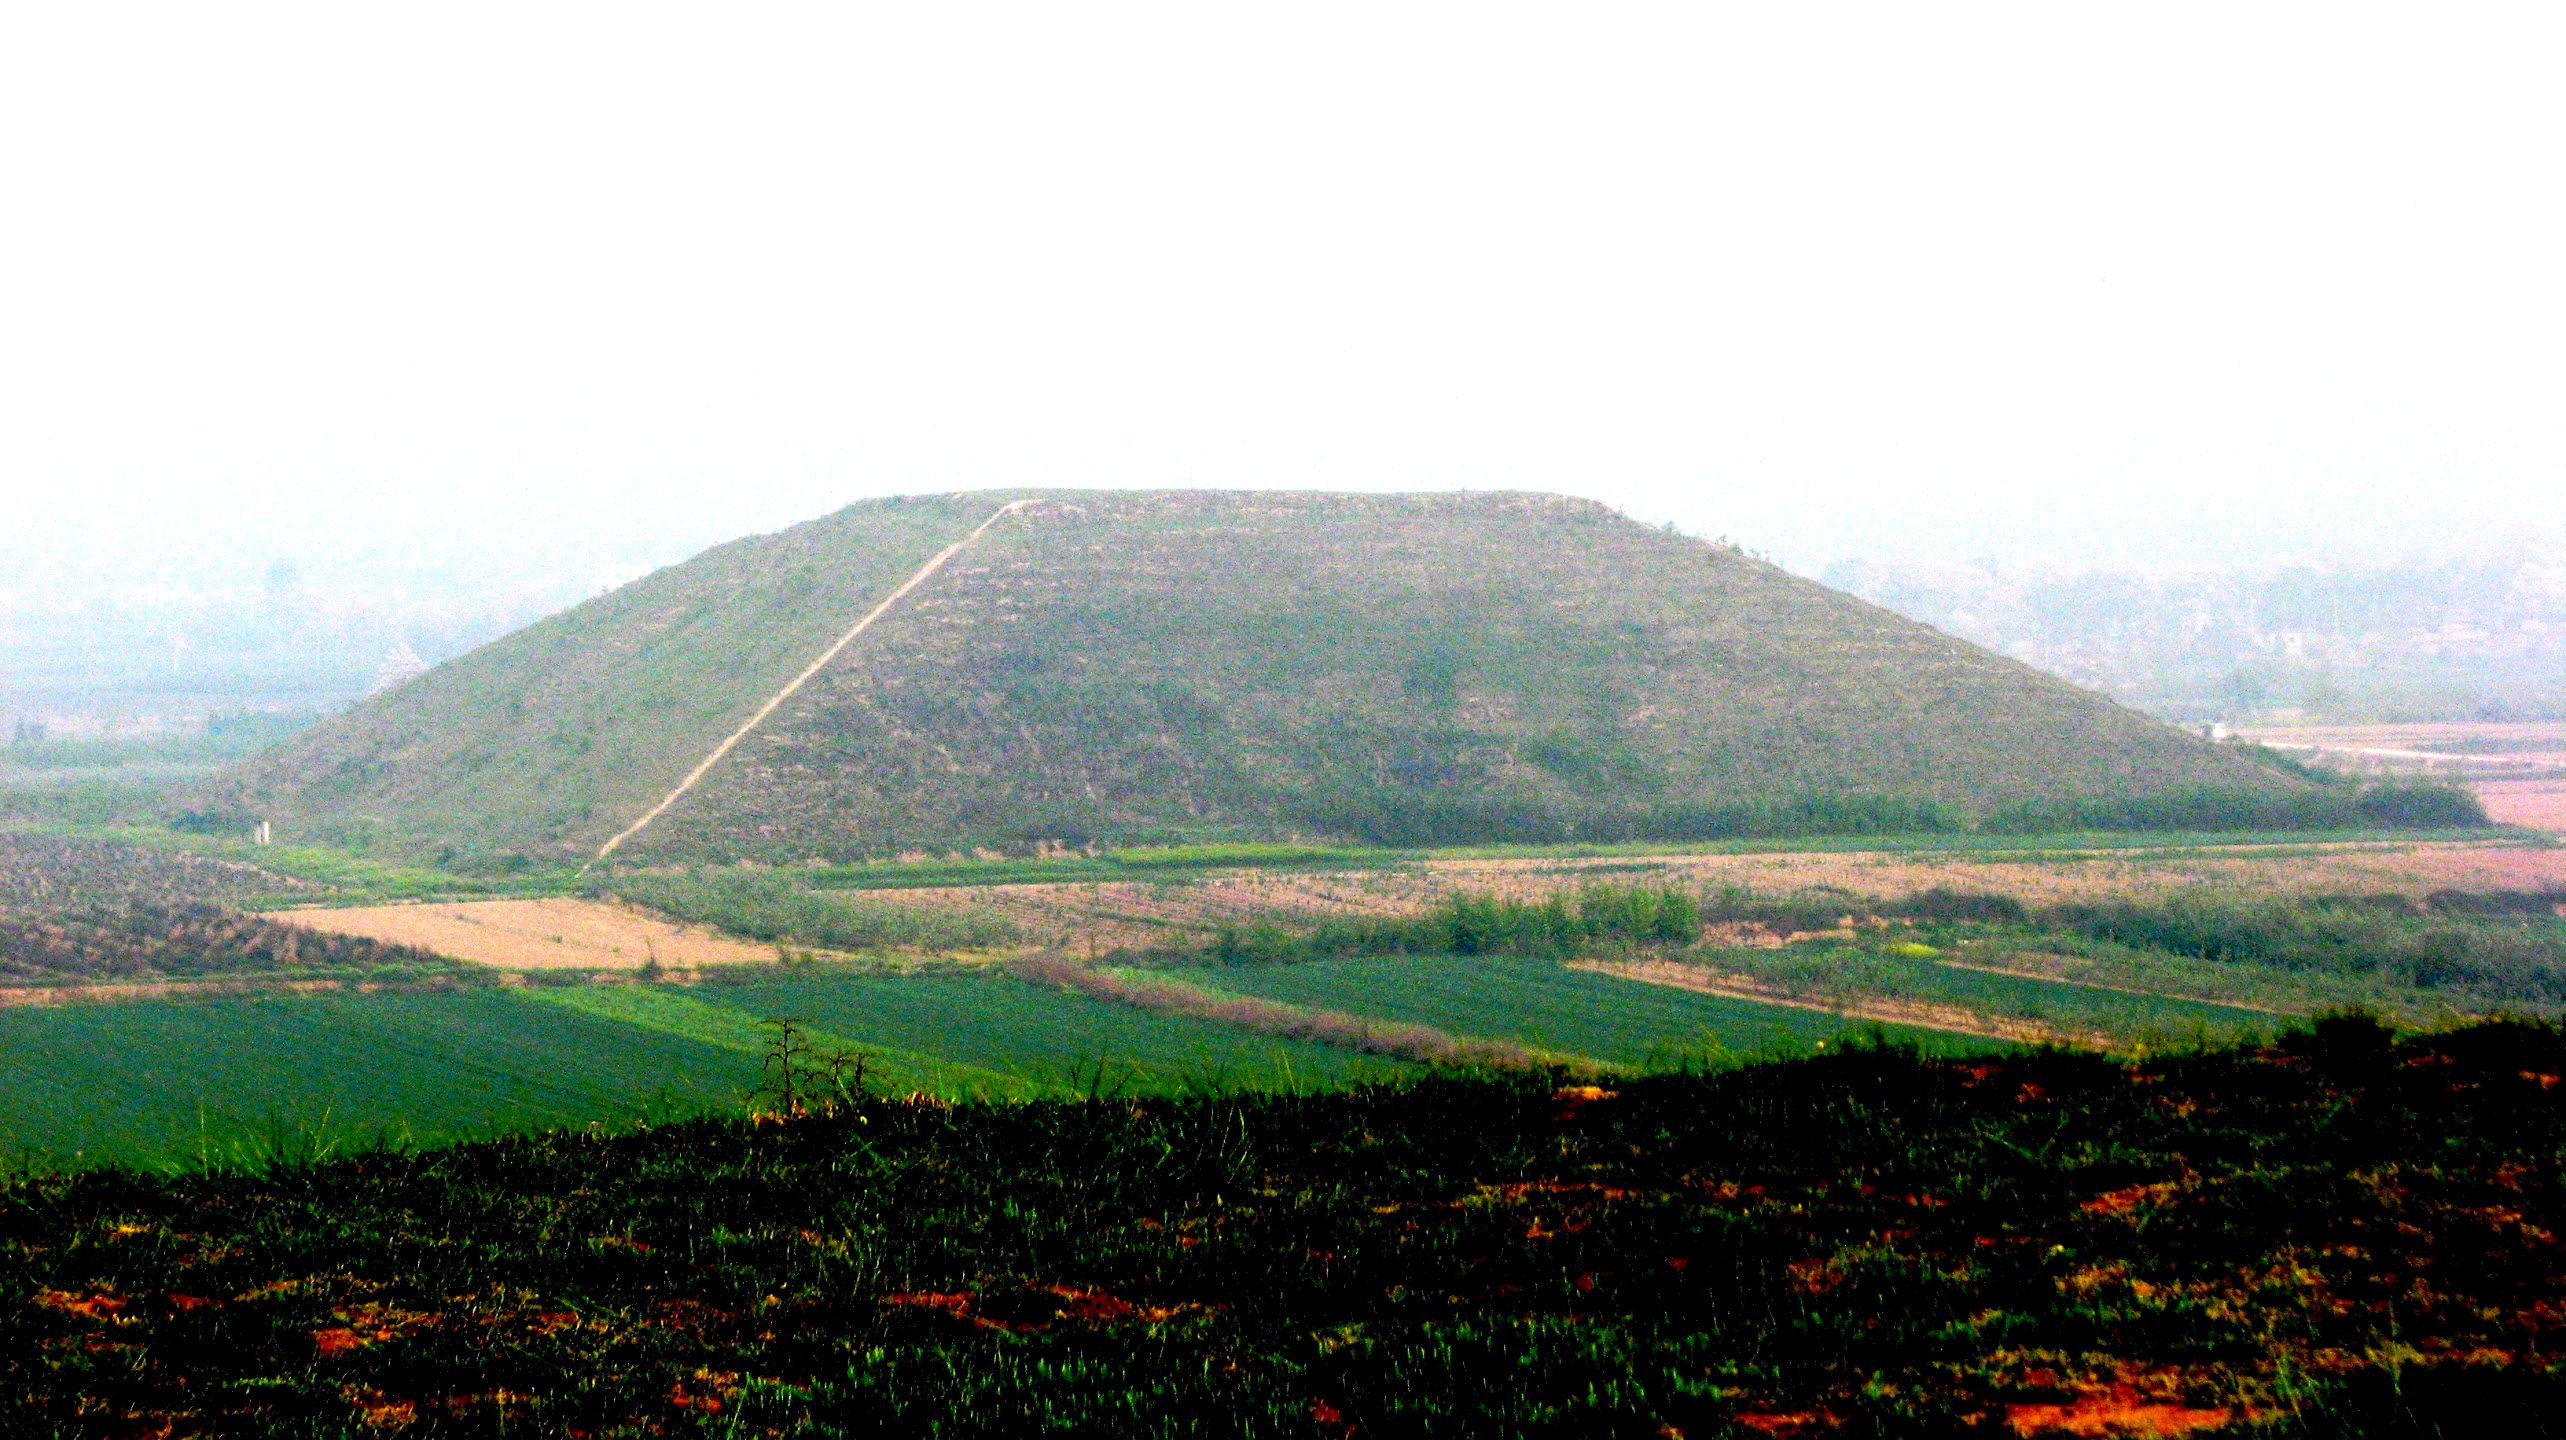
[369,642,428,695]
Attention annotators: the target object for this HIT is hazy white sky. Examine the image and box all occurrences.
[3,4,2560,586]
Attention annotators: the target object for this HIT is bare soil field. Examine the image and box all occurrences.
[2238,720,2566,766]
[277,898,780,973]
[2474,777,2566,832]
[1427,841,2566,906]
[2236,721,2566,834]
[880,874,1419,954]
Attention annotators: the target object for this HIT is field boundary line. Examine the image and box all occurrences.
[0,977,440,1008]
[591,498,1041,865]
[1930,957,2296,1016]
[1004,955,1576,1071]
[1570,958,2088,1047]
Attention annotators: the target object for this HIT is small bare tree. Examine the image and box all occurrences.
[751,1017,875,1118]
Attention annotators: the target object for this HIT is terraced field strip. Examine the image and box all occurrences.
[840,872,1421,956]
[702,968,1407,1093]
[520,984,1034,1099]
[1010,956,1564,1070]
[275,898,779,973]
[1572,958,2072,1047]
[1194,954,1993,1063]
[835,839,2566,946]
[1425,839,2566,909]
[1932,957,2295,1016]
[592,497,1040,863]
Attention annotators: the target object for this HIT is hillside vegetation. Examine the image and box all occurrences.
[204,493,1008,864]
[216,490,2313,865]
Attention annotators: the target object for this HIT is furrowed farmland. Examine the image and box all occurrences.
[0,970,1407,1168]
[5,823,2562,1168]
[1186,953,1993,1062]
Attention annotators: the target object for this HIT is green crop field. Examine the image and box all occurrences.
[0,972,1407,1169]
[1866,956,2279,1037]
[1184,954,1992,1064]
[704,969,1408,1092]
[0,990,753,1169]
[1712,947,2287,1044]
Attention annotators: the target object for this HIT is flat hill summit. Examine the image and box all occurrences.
[211,490,2307,865]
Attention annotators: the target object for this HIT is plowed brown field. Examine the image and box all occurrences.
[277,899,779,973]
[2239,720,2566,767]
[2477,778,2566,832]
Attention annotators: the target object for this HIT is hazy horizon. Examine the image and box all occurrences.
[4,4,2561,600]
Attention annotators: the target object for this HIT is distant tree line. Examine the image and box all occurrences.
[1281,780,2483,848]
[1213,884,1704,966]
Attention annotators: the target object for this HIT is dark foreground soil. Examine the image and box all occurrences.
[6,1019,2562,1437]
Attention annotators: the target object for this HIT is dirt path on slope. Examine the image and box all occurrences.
[592,498,1041,864]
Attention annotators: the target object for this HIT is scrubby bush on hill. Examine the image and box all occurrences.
[1885,885,2029,924]
[0,831,300,910]
[2353,780,2493,828]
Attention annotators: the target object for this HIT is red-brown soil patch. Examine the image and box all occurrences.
[2006,1383,2233,1437]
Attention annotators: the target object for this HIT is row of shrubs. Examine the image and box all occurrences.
[1288,781,2486,847]
[2051,890,2566,1005]
[1983,781,2488,834]
[1211,883,1705,965]
[1286,790,1967,847]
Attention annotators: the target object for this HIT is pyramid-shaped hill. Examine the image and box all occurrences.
[214,489,2311,864]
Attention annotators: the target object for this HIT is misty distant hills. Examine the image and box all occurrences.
[1824,551,2566,724]
[209,491,2307,865]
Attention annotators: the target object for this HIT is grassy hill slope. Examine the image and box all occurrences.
[630,490,2303,860]
[207,493,1014,863]
[220,489,2308,864]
